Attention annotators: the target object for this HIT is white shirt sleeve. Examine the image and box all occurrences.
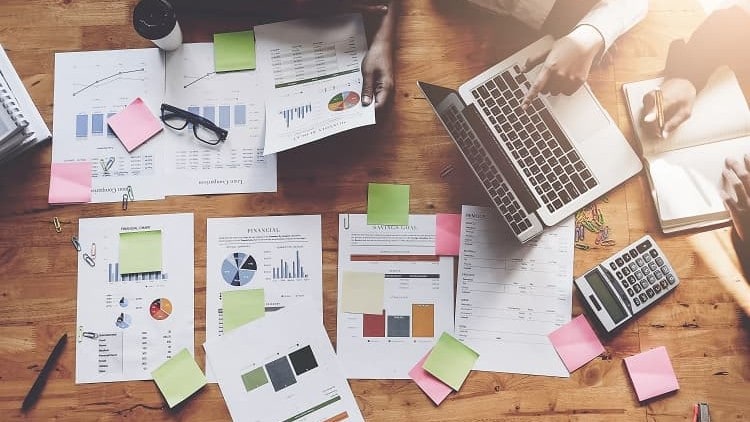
[577,0,649,52]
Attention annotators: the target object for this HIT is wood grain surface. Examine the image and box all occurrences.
[0,0,748,420]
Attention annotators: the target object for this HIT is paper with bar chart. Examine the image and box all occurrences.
[337,214,454,379]
[163,43,276,195]
[206,215,323,381]
[52,48,166,202]
[75,213,194,383]
[455,206,574,377]
[255,13,375,155]
[205,300,363,422]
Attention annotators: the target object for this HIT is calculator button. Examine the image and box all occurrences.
[634,297,641,306]
[610,262,618,271]
[661,265,670,274]
[635,271,644,280]
[650,249,659,258]
[628,275,636,285]
[634,283,642,293]
[646,288,655,298]
[648,262,657,271]
[654,270,663,279]
[655,257,664,266]
[636,239,652,253]
[636,258,645,267]
[642,267,651,276]
[622,267,631,276]
[627,288,634,296]
[667,274,676,284]
[639,293,648,302]
[640,280,649,288]
[623,254,631,263]
[615,258,624,267]
[660,280,668,289]
[653,283,662,293]
[644,253,652,262]
[648,275,657,285]
[616,271,623,279]
[630,249,638,258]
[629,262,638,271]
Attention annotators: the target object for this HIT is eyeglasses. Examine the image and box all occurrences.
[160,103,228,146]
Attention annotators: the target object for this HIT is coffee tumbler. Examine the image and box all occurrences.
[133,0,182,51]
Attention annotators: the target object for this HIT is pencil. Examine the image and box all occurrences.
[21,333,67,411]
[654,88,665,136]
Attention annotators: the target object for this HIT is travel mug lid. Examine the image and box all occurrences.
[133,0,177,40]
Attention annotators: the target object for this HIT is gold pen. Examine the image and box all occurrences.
[654,88,665,137]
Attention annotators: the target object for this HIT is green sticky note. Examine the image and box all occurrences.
[151,348,207,408]
[367,183,410,225]
[222,289,265,333]
[119,230,162,274]
[341,271,384,314]
[214,30,256,72]
[423,332,479,391]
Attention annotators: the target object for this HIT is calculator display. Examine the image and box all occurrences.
[585,270,627,323]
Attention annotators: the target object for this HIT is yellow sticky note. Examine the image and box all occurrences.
[119,230,162,274]
[222,289,265,333]
[341,271,384,314]
[151,348,207,408]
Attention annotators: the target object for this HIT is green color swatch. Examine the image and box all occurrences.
[223,289,265,333]
[151,348,207,408]
[367,183,410,225]
[119,230,162,274]
[423,332,479,391]
[241,366,269,392]
[214,30,256,72]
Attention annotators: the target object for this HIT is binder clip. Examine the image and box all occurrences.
[122,194,128,210]
[82,253,96,267]
[52,217,62,233]
[71,236,81,252]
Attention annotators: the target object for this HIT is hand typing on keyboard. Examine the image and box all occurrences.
[520,25,605,109]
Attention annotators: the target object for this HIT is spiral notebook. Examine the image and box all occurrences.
[0,44,51,164]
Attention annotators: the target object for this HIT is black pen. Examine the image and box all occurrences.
[22,333,67,411]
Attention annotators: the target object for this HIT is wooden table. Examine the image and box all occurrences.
[0,0,748,420]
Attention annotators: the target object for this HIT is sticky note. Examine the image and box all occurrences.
[367,183,410,225]
[214,30,256,72]
[222,289,265,333]
[151,348,207,408]
[548,315,605,373]
[624,346,679,401]
[341,271,384,314]
[408,349,452,405]
[423,332,479,391]
[107,97,163,152]
[435,213,461,256]
[48,162,92,204]
[119,230,162,274]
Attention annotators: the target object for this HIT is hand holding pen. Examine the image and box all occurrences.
[641,77,698,138]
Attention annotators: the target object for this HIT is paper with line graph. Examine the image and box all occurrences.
[455,205,573,377]
[255,13,375,155]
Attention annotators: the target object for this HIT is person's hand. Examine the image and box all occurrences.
[640,77,697,138]
[722,155,750,243]
[521,25,604,109]
[361,37,394,109]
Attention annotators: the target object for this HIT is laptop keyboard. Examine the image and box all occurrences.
[470,65,598,213]
[443,105,533,235]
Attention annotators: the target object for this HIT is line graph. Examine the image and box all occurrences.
[183,72,216,89]
[72,68,145,96]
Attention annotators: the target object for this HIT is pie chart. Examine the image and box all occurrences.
[115,313,132,329]
[328,91,360,111]
[221,252,257,286]
[149,298,173,320]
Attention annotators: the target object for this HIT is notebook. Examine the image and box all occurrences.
[623,66,750,233]
[0,44,51,164]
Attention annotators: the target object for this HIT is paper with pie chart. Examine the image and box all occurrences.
[255,13,375,155]
[206,215,323,381]
[75,213,195,384]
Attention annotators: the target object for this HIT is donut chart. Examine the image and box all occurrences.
[328,91,360,111]
[149,298,173,320]
[221,252,257,286]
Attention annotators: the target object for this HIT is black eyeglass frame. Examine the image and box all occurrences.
[160,103,228,145]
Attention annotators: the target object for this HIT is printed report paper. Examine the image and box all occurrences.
[255,13,375,154]
[206,215,323,381]
[337,214,454,379]
[204,300,363,422]
[455,206,574,377]
[75,213,194,383]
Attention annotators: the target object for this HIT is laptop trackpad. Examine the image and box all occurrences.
[545,86,610,142]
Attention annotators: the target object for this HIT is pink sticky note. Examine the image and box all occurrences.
[435,213,461,256]
[107,97,162,152]
[48,162,92,204]
[624,346,679,401]
[408,349,452,406]
[548,315,605,373]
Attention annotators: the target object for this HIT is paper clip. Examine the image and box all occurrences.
[90,242,96,259]
[693,402,710,422]
[82,331,98,340]
[99,158,108,172]
[126,185,135,201]
[71,236,81,252]
[122,194,128,210]
[575,243,590,250]
[82,253,96,267]
[104,156,115,172]
[52,217,62,233]
[600,239,616,247]
[343,214,350,230]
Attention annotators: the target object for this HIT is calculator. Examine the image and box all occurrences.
[574,235,679,333]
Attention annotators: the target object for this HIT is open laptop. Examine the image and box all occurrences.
[419,36,642,242]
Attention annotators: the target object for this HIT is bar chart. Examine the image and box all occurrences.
[272,250,309,280]
[108,262,168,282]
[279,104,312,128]
[187,104,248,129]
